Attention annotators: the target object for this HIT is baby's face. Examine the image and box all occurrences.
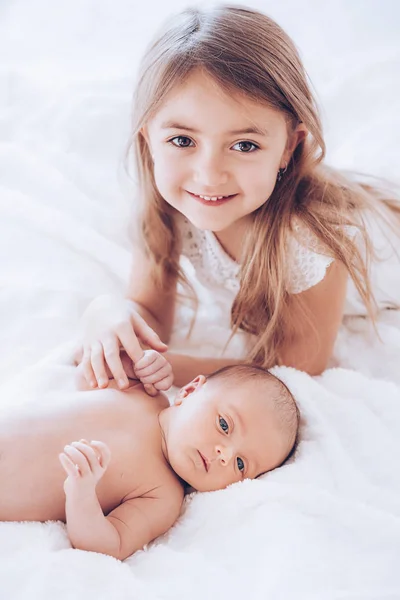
[162,375,288,492]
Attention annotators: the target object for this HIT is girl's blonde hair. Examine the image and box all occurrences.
[130,4,400,368]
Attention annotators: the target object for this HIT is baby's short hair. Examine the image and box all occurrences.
[206,364,300,466]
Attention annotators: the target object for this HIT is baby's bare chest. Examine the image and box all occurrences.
[0,392,168,520]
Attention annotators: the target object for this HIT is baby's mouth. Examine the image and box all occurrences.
[198,451,209,472]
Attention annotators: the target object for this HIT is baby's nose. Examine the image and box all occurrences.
[215,445,234,465]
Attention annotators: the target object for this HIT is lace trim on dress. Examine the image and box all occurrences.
[178,214,342,296]
[179,215,240,293]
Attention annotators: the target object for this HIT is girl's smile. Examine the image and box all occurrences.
[143,68,303,236]
[186,190,238,207]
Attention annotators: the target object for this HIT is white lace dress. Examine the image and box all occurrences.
[170,213,400,360]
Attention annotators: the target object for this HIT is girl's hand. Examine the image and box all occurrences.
[59,439,111,495]
[77,294,167,390]
[134,350,174,396]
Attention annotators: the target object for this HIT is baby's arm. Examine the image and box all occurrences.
[59,440,182,560]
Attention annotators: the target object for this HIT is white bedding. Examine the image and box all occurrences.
[1,0,400,598]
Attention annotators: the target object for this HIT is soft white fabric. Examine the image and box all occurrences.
[1,0,400,598]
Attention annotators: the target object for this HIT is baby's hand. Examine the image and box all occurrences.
[134,350,174,396]
[59,439,111,495]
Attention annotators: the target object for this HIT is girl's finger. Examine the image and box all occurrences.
[63,445,90,475]
[59,453,80,478]
[91,342,109,388]
[73,346,84,366]
[138,364,172,385]
[129,312,168,352]
[81,348,97,388]
[120,352,138,380]
[117,326,145,365]
[90,441,112,470]
[101,336,129,389]
[71,441,102,472]
[153,374,174,391]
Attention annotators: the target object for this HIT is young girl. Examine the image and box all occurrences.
[77,4,400,391]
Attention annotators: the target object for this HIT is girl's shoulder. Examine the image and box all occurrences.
[287,216,363,294]
[286,217,336,294]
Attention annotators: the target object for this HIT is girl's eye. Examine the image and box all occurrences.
[232,141,259,153]
[168,136,194,148]
[237,457,245,472]
[219,417,229,434]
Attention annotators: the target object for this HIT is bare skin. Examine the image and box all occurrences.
[0,358,290,560]
[0,381,184,559]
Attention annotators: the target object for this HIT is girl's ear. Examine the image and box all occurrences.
[282,122,308,166]
[140,126,154,161]
[174,374,207,405]
[140,126,153,155]
[140,126,149,144]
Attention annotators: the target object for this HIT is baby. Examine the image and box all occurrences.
[0,359,299,561]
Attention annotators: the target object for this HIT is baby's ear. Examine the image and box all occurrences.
[174,389,186,406]
[174,374,207,405]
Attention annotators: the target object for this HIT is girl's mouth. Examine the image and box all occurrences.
[187,191,237,207]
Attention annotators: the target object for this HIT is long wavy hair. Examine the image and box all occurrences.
[129,4,400,367]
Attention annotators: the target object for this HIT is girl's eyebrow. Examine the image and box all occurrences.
[160,121,270,137]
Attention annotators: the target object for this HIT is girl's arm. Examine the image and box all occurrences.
[127,246,177,343]
[278,260,348,375]
[164,353,241,388]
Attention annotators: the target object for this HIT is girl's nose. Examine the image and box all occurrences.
[193,150,229,188]
[215,445,234,466]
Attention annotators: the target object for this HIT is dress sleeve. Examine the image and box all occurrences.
[286,220,335,294]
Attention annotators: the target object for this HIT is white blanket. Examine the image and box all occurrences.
[1,1,400,598]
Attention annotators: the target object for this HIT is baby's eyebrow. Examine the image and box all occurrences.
[230,407,245,437]
[160,121,270,137]
[231,407,264,477]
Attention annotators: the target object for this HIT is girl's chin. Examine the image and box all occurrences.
[180,210,234,232]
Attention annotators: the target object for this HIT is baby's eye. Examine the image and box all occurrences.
[237,457,245,472]
[219,417,229,434]
[231,141,259,153]
[168,136,194,148]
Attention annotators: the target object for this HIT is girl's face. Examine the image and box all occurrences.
[144,69,306,233]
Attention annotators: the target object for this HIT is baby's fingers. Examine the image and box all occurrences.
[137,364,172,385]
[70,441,104,474]
[89,440,112,470]
[134,350,161,373]
[153,373,174,392]
[63,444,91,476]
[59,452,80,478]
[143,383,158,397]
